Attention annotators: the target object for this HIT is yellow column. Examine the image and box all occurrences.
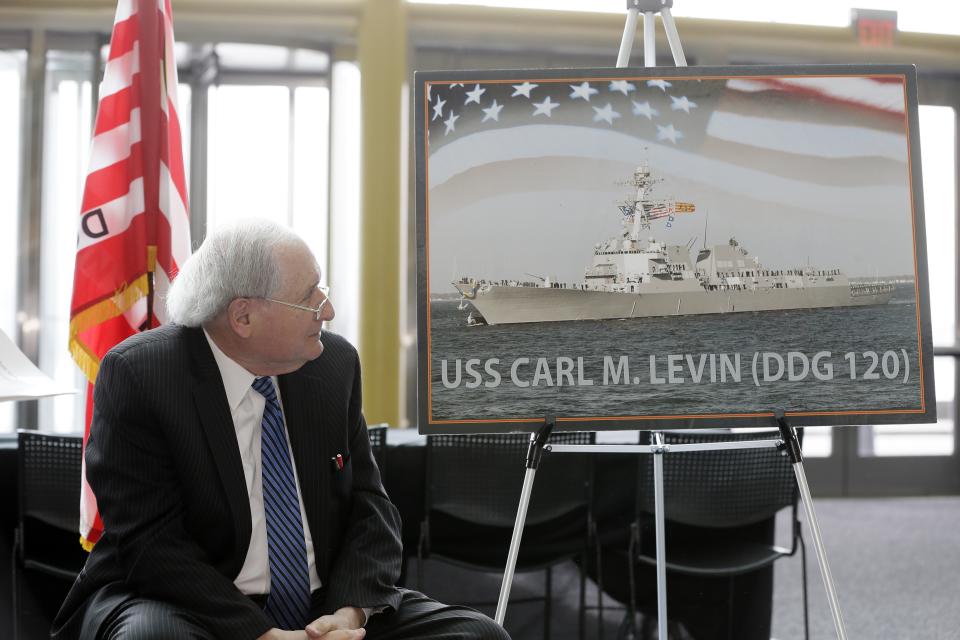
[357,0,405,425]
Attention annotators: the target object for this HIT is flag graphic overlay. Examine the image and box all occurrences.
[68,0,190,550]
[424,73,913,287]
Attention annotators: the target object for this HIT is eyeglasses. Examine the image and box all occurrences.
[265,286,331,321]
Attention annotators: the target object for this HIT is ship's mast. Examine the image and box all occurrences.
[629,164,658,238]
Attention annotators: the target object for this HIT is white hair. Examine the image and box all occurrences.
[166,218,305,327]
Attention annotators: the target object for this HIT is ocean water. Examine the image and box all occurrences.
[427,284,927,424]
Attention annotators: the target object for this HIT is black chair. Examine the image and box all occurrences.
[621,429,808,640]
[367,423,389,479]
[417,431,598,640]
[12,430,88,640]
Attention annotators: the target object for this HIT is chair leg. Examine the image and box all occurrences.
[12,527,21,640]
[543,565,552,640]
[595,527,605,640]
[626,523,639,640]
[579,551,586,640]
[726,575,735,640]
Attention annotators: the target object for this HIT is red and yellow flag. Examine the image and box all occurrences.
[68,0,190,551]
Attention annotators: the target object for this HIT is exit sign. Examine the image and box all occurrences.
[851,9,897,48]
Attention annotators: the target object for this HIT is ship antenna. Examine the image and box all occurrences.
[702,207,709,250]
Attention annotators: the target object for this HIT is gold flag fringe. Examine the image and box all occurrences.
[79,534,96,552]
[68,271,151,384]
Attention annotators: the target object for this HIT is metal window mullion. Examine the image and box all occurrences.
[188,47,215,246]
[15,28,47,430]
[287,85,296,228]
[954,104,960,481]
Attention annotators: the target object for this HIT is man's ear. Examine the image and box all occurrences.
[226,298,254,338]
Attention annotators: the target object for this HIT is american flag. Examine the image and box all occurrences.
[68,0,190,551]
[425,72,909,195]
[421,68,917,284]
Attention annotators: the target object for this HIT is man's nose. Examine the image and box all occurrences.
[320,299,335,322]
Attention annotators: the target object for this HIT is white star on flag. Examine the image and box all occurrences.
[432,96,446,121]
[631,100,659,119]
[569,82,599,101]
[532,96,559,117]
[511,82,539,98]
[670,95,698,113]
[592,103,621,125]
[647,79,672,91]
[656,123,683,144]
[482,100,504,122]
[609,80,636,95]
[465,84,486,105]
[444,111,460,135]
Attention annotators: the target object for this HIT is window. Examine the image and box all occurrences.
[865,105,957,456]
[206,82,332,267]
[38,49,95,434]
[0,49,25,433]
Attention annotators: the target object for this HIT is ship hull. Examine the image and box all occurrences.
[453,282,895,325]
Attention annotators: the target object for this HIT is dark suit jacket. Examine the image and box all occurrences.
[51,324,403,639]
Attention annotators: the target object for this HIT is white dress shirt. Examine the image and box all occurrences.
[203,330,322,595]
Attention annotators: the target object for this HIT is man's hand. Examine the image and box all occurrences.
[305,607,366,639]
[256,630,308,640]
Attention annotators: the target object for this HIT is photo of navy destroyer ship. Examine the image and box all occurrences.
[452,164,896,326]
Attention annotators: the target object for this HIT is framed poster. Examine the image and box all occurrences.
[415,65,936,434]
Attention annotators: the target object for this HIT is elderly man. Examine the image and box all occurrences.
[52,219,509,640]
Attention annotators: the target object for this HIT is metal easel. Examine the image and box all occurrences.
[495,3,849,638]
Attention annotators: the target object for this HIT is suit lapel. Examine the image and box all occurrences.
[186,327,252,577]
[278,370,330,572]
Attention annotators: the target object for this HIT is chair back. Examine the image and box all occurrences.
[636,429,799,529]
[426,431,594,528]
[16,430,86,573]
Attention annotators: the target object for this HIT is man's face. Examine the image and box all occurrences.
[246,241,335,374]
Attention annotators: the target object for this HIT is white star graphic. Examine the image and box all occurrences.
[631,100,659,119]
[569,82,599,101]
[449,83,463,88]
[481,100,504,122]
[670,95,698,113]
[511,82,539,98]
[432,96,446,121]
[592,103,621,125]
[532,96,559,117]
[656,123,683,144]
[427,85,432,101]
[444,112,460,135]
[647,79,672,91]
[465,84,486,105]
[609,80,636,95]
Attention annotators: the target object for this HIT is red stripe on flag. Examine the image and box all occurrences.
[81,144,144,213]
[107,14,138,61]
[164,100,189,208]
[151,208,181,280]
[94,81,142,136]
[71,213,150,314]
[746,77,905,122]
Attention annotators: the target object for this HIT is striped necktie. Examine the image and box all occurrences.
[252,376,311,630]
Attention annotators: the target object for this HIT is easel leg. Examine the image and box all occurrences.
[495,418,555,626]
[616,7,640,67]
[778,417,849,640]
